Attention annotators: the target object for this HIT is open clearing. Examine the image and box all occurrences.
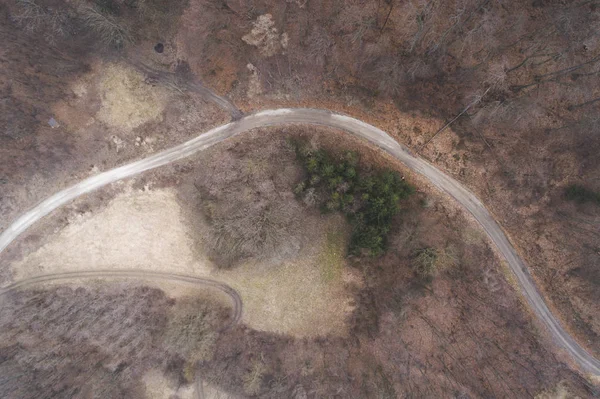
[96,62,168,130]
[12,185,354,337]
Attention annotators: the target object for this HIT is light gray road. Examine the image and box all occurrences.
[0,108,598,376]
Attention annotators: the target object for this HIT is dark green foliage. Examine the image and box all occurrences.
[292,141,414,256]
[564,184,600,205]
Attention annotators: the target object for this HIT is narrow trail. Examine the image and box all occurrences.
[0,108,598,376]
[0,269,243,329]
[134,62,244,120]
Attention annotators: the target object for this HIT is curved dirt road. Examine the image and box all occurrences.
[0,108,598,376]
[0,269,243,329]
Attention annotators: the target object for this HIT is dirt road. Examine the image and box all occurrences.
[0,269,243,329]
[0,108,598,376]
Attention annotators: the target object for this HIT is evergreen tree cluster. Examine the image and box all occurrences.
[565,184,600,205]
[292,141,414,256]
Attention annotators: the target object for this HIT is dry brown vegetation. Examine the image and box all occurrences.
[188,130,305,267]
[195,187,593,397]
[173,0,600,358]
[0,282,230,398]
[180,130,597,398]
[2,125,599,397]
[2,0,600,397]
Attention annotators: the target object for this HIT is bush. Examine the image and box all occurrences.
[243,358,267,396]
[564,184,600,205]
[413,247,438,278]
[162,297,225,363]
[292,141,414,256]
[209,202,299,267]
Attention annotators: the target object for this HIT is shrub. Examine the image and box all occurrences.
[564,184,600,205]
[413,247,438,278]
[243,358,267,396]
[209,202,299,267]
[162,297,225,363]
[198,138,305,268]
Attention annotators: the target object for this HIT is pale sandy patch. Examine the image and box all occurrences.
[143,369,195,399]
[534,381,581,399]
[246,63,263,99]
[199,380,242,399]
[12,187,209,280]
[242,14,288,57]
[96,63,167,130]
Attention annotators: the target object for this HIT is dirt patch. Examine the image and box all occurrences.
[143,369,196,399]
[246,63,263,99]
[96,62,168,130]
[198,380,242,399]
[12,185,206,280]
[0,45,226,266]
[214,215,356,337]
[535,381,582,399]
[242,14,289,57]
